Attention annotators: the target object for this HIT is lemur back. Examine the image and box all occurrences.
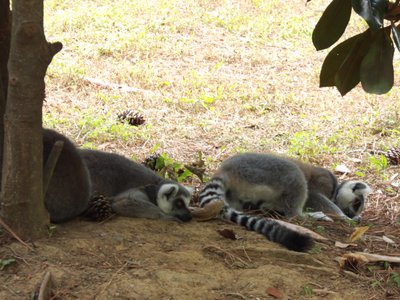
[199,153,371,251]
[43,129,91,223]
[199,153,313,252]
[80,149,163,197]
[202,153,307,217]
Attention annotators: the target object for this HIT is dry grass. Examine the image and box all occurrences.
[42,0,400,222]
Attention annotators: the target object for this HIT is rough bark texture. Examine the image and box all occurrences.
[0,0,11,186]
[0,0,62,239]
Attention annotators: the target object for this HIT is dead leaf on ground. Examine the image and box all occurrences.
[349,226,369,243]
[335,241,357,249]
[266,287,284,299]
[382,235,395,244]
[190,199,224,221]
[217,229,237,240]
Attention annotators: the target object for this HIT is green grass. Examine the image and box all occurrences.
[42,0,400,220]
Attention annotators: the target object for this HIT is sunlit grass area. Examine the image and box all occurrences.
[43,0,400,221]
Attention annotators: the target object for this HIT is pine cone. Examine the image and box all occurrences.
[117,109,145,126]
[83,194,115,221]
[143,153,162,171]
[385,148,400,165]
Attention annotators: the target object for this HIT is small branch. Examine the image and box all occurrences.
[83,77,159,95]
[92,262,128,298]
[0,217,35,251]
[43,140,64,196]
[38,271,53,300]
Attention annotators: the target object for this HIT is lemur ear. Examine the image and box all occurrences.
[352,181,372,195]
[159,183,179,200]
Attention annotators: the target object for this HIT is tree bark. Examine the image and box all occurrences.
[0,0,11,186]
[0,0,62,239]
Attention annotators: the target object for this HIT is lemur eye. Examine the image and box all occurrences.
[175,199,185,208]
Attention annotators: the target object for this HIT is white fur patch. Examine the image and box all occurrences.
[336,181,371,207]
[157,183,178,214]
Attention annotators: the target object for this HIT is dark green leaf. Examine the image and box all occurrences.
[351,0,388,31]
[312,0,352,50]
[320,29,371,96]
[391,24,400,52]
[360,29,394,94]
[320,33,360,87]
[334,30,372,95]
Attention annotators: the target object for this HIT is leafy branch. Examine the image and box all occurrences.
[312,0,400,95]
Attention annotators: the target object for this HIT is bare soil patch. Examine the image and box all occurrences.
[1,214,399,299]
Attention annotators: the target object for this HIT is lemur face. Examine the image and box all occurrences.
[157,184,192,222]
[335,181,371,218]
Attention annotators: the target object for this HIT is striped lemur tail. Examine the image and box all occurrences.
[199,178,314,252]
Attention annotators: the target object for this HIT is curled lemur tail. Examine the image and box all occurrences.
[199,178,314,252]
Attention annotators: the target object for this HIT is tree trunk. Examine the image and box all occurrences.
[0,0,11,186]
[0,0,62,239]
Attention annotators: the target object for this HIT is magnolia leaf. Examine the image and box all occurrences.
[312,0,352,50]
[360,29,394,94]
[320,33,362,87]
[349,226,369,242]
[391,24,400,52]
[351,0,388,31]
[334,30,372,96]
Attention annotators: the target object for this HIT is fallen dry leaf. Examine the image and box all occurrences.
[217,229,237,240]
[335,241,357,249]
[382,235,395,244]
[266,287,284,299]
[335,164,351,174]
[349,226,369,243]
[190,199,225,221]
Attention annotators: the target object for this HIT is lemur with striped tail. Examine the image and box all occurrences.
[199,153,371,252]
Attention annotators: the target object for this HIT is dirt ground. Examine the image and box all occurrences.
[0,212,399,300]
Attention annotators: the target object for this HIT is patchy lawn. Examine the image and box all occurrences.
[1,0,399,298]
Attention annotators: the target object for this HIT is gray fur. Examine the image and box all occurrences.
[199,153,371,251]
[43,129,91,223]
[80,149,192,222]
[211,153,307,217]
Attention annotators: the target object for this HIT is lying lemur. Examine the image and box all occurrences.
[43,128,192,223]
[199,153,371,251]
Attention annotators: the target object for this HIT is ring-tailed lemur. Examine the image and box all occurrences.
[199,153,371,251]
[80,149,193,222]
[43,128,91,223]
[289,158,371,221]
[43,129,192,223]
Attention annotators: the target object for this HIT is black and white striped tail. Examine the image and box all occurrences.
[199,178,314,252]
[199,178,226,207]
[223,208,314,252]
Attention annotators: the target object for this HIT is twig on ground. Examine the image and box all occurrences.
[83,77,159,96]
[0,217,35,252]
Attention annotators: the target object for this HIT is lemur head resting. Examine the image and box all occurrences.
[157,183,193,222]
[334,181,372,219]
